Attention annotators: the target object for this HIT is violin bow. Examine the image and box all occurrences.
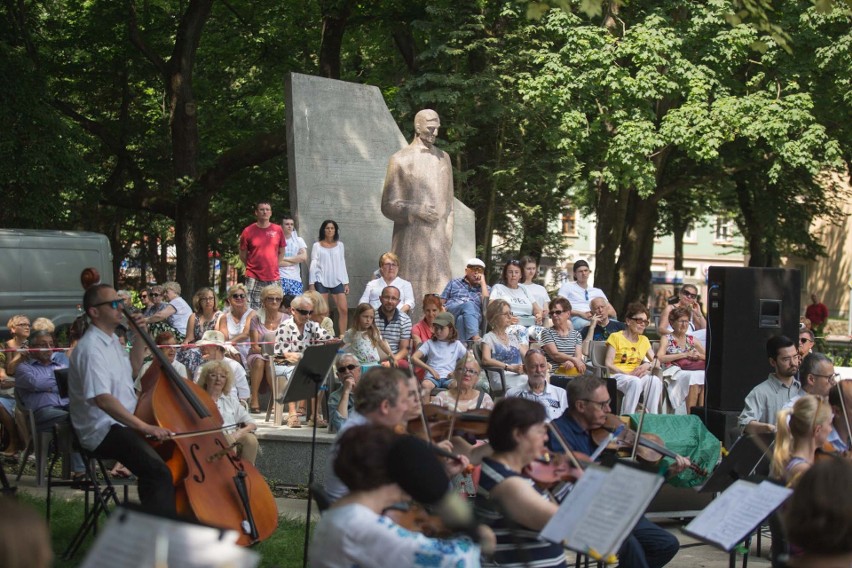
[630,381,651,462]
[545,422,583,470]
[407,355,433,440]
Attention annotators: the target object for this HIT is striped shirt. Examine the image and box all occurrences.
[540,328,583,373]
[376,308,412,353]
[475,458,567,567]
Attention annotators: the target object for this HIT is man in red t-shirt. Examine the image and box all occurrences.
[239,201,285,309]
[804,293,829,329]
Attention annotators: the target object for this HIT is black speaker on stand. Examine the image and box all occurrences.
[703,267,800,435]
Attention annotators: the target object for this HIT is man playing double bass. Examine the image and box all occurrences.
[69,283,176,516]
[550,375,688,568]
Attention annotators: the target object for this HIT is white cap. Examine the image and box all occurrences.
[465,258,485,268]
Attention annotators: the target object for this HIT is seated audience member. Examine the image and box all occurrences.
[579,297,626,351]
[303,289,336,337]
[246,285,285,412]
[738,335,802,435]
[135,331,188,390]
[0,352,22,457]
[480,299,529,392]
[196,360,258,465]
[540,297,585,377]
[520,256,551,323]
[375,286,412,367]
[656,307,705,413]
[13,330,85,475]
[179,287,222,376]
[440,258,490,342]
[193,330,249,405]
[4,314,31,376]
[549,376,686,568]
[604,302,663,414]
[217,283,256,365]
[432,356,494,412]
[784,459,852,568]
[274,294,334,428]
[161,282,193,338]
[30,317,55,334]
[827,380,851,453]
[411,312,468,400]
[771,395,832,488]
[658,284,705,334]
[142,284,181,340]
[556,260,615,330]
[328,354,362,432]
[490,260,543,328]
[310,424,486,568]
[358,252,415,314]
[797,327,815,363]
[505,349,568,421]
[411,294,443,351]
[344,303,393,369]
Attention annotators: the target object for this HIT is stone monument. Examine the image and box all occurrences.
[285,73,474,320]
[381,110,454,313]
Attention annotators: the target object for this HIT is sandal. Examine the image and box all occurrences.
[287,415,302,429]
[250,407,261,414]
[317,418,328,428]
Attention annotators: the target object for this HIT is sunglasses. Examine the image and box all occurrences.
[231,293,246,299]
[629,317,649,325]
[681,290,697,299]
[337,364,358,373]
[800,337,814,344]
[295,308,313,316]
[149,292,161,298]
[93,298,125,309]
[467,266,484,273]
[551,310,566,316]
[140,294,148,299]
[266,296,283,302]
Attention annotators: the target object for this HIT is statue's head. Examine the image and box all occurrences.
[414,109,440,146]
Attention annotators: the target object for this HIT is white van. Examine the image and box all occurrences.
[0,229,113,337]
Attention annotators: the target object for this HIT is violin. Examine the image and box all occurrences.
[523,422,592,488]
[82,269,278,545]
[407,404,490,441]
[384,503,451,538]
[590,414,708,477]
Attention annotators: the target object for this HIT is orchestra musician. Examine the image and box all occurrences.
[68,283,176,516]
[548,375,689,568]
[772,395,833,487]
[827,380,851,454]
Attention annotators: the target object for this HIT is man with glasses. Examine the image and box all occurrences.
[239,201,286,309]
[327,354,362,432]
[798,328,815,361]
[69,284,176,515]
[376,286,412,367]
[785,352,836,410]
[359,252,415,314]
[550,375,687,568]
[506,349,567,421]
[440,258,490,342]
[738,335,802,435]
[579,297,626,354]
[556,260,616,330]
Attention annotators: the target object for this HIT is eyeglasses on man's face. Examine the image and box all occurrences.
[337,364,358,373]
[93,298,125,310]
[579,398,611,411]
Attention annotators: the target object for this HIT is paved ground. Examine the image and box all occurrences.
[10,474,772,567]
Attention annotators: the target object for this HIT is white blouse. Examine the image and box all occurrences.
[309,241,349,287]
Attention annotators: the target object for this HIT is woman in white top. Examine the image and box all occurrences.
[432,355,494,412]
[309,219,350,334]
[358,251,415,313]
[480,299,529,392]
[217,283,256,366]
[489,260,543,328]
[197,360,259,465]
[520,255,551,323]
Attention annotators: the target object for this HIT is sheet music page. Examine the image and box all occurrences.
[541,464,664,557]
[80,508,259,568]
[684,480,792,551]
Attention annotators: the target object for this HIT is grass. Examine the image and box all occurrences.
[15,492,312,568]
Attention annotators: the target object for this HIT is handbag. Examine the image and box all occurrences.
[674,357,705,371]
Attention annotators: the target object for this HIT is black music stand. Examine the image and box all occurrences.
[280,342,340,568]
[696,433,774,494]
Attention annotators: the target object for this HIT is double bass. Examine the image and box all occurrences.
[84,269,278,545]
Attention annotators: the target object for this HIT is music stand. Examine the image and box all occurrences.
[280,342,340,568]
[696,433,774,494]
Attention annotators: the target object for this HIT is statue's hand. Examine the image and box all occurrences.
[417,204,440,224]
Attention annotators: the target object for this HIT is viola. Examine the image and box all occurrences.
[590,414,708,477]
[81,269,278,545]
[523,451,592,487]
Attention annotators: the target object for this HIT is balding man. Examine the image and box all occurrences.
[505,349,568,421]
[579,297,626,355]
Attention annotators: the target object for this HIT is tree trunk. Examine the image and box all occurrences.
[319,1,352,79]
[673,224,684,271]
[613,194,659,316]
[175,194,211,294]
[594,182,630,295]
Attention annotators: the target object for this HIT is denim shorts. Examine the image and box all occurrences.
[424,376,454,389]
[314,282,345,294]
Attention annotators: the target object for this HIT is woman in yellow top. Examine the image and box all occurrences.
[604,302,663,414]
[771,394,833,487]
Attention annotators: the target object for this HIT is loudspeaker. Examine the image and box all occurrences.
[706,267,800,411]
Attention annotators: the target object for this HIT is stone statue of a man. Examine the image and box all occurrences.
[381,110,454,310]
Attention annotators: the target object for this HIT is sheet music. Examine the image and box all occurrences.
[80,508,259,568]
[541,464,664,558]
[684,480,792,551]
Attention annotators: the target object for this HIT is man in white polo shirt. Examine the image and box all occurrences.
[505,349,568,422]
[557,260,616,330]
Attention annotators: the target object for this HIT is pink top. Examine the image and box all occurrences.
[240,223,285,281]
[412,319,433,346]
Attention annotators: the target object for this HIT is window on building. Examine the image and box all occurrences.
[715,217,734,243]
[683,223,697,244]
[562,207,578,236]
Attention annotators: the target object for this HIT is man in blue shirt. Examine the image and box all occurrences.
[550,375,687,568]
[440,258,490,341]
